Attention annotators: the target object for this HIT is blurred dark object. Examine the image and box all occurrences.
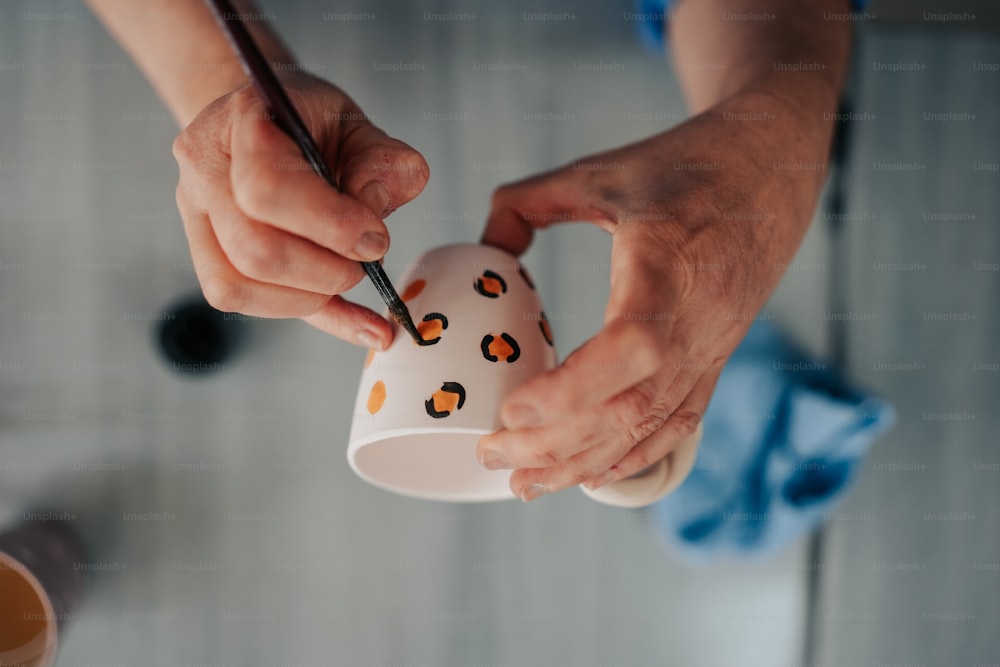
[156,295,247,375]
[0,519,88,633]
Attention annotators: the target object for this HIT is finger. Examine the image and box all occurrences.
[502,368,696,499]
[482,368,691,471]
[481,163,619,256]
[207,175,368,295]
[476,412,607,471]
[507,431,634,500]
[334,122,430,217]
[175,186,332,318]
[300,296,394,350]
[499,312,676,431]
[589,366,721,488]
[228,115,391,262]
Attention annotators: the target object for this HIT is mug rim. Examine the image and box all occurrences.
[347,426,516,503]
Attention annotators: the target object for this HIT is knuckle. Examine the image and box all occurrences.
[220,84,257,120]
[608,383,659,431]
[171,131,194,165]
[232,166,279,217]
[299,293,334,316]
[627,410,669,445]
[201,275,245,313]
[228,231,285,281]
[328,264,364,295]
[529,446,563,468]
[669,409,702,440]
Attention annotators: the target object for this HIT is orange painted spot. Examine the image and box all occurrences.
[367,380,386,414]
[488,336,515,361]
[425,381,465,418]
[417,318,443,341]
[401,279,426,302]
[364,348,376,369]
[480,276,503,295]
[481,332,521,363]
[431,389,460,414]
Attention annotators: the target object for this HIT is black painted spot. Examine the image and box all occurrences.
[518,266,535,290]
[539,312,554,347]
[416,312,448,346]
[473,270,507,298]
[425,381,467,418]
[480,332,521,363]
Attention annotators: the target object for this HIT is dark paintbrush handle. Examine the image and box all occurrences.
[206,0,331,184]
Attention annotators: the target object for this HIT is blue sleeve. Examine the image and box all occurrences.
[636,0,868,53]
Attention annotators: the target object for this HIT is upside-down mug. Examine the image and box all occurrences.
[347,244,700,506]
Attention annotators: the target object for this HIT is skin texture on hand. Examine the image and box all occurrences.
[172,73,429,349]
[86,0,430,350]
[476,89,847,501]
[474,0,851,502]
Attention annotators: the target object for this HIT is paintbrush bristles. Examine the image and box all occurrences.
[388,300,425,345]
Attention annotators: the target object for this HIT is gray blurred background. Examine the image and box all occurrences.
[0,0,998,665]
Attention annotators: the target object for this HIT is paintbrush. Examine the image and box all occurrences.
[205,0,423,345]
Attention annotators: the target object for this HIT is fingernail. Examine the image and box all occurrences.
[504,403,542,429]
[583,469,617,491]
[358,181,391,217]
[356,330,385,350]
[479,449,511,470]
[520,483,546,502]
[355,231,389,261]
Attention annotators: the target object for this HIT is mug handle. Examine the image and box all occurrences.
[580,422,703,508]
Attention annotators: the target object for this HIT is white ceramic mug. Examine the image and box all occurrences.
[349,244,557,502]
[579,423,703,508]
[348,243,701,506]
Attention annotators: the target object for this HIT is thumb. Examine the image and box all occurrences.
[481,163,618,257]
[337,122,430,218]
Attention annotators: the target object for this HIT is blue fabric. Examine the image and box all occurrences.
[636,0,869,53]
[650,319,895,563]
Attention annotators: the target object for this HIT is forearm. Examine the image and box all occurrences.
[666,0,852,270]
[669,0,851,116]
[85,0,296,126]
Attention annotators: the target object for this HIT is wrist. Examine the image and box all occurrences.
[174,43,298,128]
[676,83,839,265]
[86,0,297,128]
[738,69,843,125]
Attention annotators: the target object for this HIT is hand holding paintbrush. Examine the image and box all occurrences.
[97,0,432,349]
[202,0,424,343]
